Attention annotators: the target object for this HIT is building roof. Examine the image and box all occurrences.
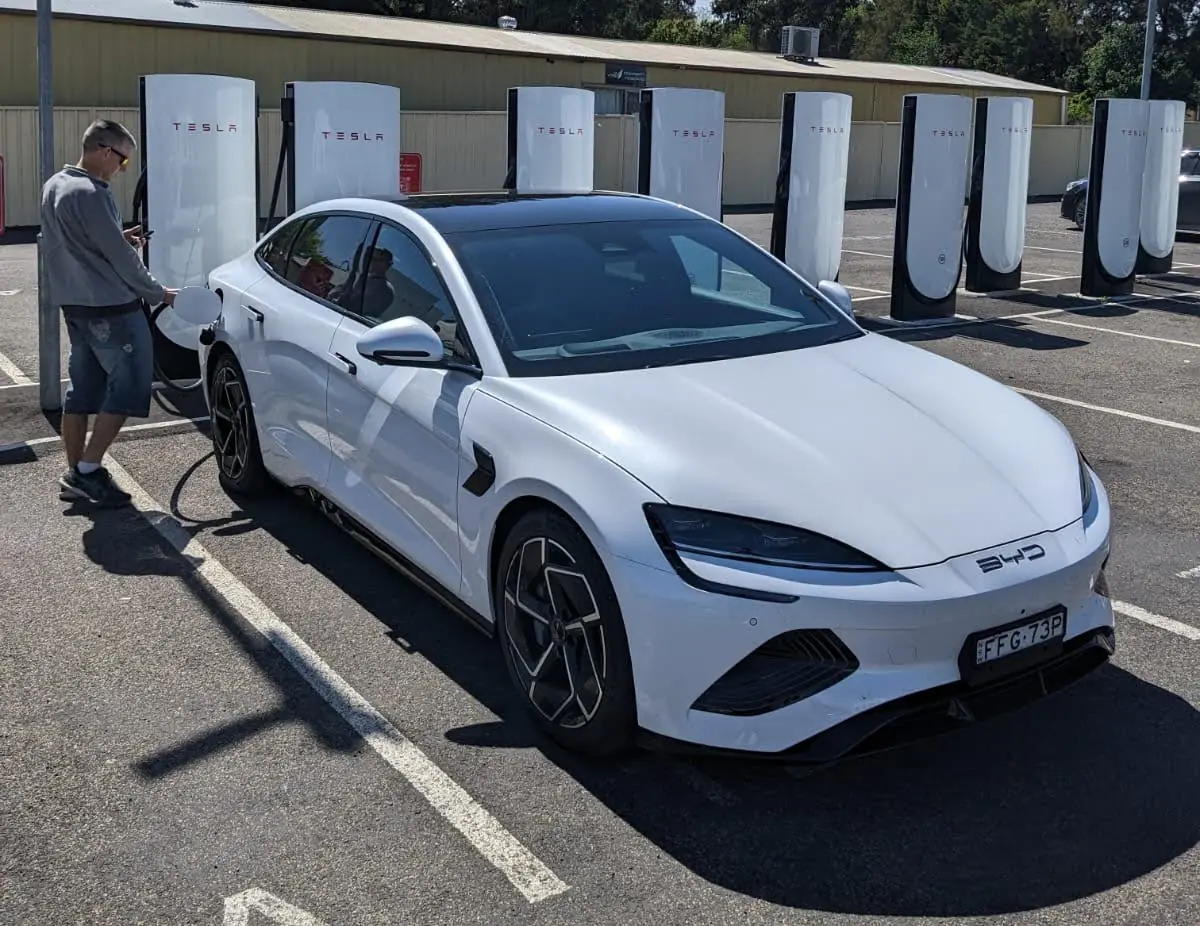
[0,0,1068,96]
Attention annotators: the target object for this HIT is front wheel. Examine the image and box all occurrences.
[1074,198,1086,229]
[208,351,270,495]
[494,507,637,756]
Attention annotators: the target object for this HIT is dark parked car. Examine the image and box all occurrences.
[1062,147,1200,230]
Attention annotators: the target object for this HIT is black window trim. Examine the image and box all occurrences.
[256,209,483,377]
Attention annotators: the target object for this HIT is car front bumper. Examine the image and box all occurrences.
[608,499,1113,760]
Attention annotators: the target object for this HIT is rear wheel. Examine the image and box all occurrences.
[494,507,637,756]
[208,351,270,495]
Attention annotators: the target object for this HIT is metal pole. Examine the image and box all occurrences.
[1140,0,1157,100]
[36,0,59,411]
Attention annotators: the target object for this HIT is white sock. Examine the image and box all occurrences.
[76,461,100,474]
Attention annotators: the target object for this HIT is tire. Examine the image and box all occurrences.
[208,351,271,495]
[1074,198,1086,229]
[494,507,637,757]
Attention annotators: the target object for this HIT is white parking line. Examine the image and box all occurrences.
[0,416,209,455]
[0,349,32,386]
[845,284,890,296]
[1176,565,1200,580]
[99,454,571,905]
[1027,316,1200,349]
[1114,601,1200,641]
[842,249,892,259]
[1025,245,1081,255]
[1011,388,1200,435]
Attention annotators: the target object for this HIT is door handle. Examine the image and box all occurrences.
[242,304,264,323]
[333,352,357,376]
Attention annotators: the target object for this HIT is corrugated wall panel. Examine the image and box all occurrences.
[0,13,1068,125]
[3,106,1197,228]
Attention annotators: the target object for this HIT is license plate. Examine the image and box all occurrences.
[958,606,1068,686]
[975,610,1066,665]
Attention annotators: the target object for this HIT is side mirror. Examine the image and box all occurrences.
[818,280,854,319]
[172,286,223,326]
[355,316,445,365]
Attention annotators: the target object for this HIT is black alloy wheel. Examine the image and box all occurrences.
[495,508,637,756]
[209,352,270,495]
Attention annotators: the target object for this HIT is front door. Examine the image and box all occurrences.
[323,219,483,594]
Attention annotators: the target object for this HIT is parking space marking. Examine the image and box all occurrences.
[99,454,571,905]
[0,416,210,455]
[1011,388,1200,435]
[845,284,890,295]
[1027,316,1200,349]
[1114,600,1200,641]
[0,349,32,386]
[1176,565,1200,580]
[224,888,329,926]
[1025,245,1081,255]
[842,248,892,259]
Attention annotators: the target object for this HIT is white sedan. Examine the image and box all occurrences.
[200,190,1115,761]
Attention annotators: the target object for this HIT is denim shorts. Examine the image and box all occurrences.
[61,302,154,418]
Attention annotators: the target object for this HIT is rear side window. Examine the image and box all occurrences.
[257,220,301,277]
[283,214,375,310]
[1183,152,1199,176]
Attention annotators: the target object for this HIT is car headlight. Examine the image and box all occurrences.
[1066,179,1085,192]
[1078,450,1095,515]
[644,503,889,577]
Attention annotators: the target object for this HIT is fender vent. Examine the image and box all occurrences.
[691,629,858,717]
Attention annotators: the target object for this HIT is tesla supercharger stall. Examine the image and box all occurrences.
[636,87,726,221]
[769,91,853,287]
[888,93,973,323]
[134,73,259,377]
[503,87,595,194]
[267,81,402,224]
[1080,97,1150,298]
[964,96,1034,294]
[1135,99,1186,275]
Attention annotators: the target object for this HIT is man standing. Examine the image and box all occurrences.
[40,118,177,507]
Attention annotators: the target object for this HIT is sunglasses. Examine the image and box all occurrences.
[101,144,131,167]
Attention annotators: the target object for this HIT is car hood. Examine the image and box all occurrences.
[482,333,1084,570]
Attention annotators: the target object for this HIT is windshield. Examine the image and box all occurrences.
[443,217,863,376]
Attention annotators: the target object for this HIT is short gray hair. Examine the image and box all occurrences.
[82,119,136,154]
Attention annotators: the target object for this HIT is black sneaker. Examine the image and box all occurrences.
[59,466,132,507]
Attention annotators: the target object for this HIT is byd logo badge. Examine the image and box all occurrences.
[172,123,238,133]
[320,131,387,141]
[976,543,1046,574]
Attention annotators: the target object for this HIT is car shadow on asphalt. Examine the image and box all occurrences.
[70,455,1200,918]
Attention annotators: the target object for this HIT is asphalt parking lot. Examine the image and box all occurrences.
[3,201,1199,926]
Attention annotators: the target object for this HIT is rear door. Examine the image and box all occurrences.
[240,211,376,489]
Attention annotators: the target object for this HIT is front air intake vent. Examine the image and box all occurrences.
[691,629,858,717]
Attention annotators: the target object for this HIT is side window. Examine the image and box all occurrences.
[362,223,475,362]
[1183,153,1199,176]
[283,214,375,311]
[257,220,300,278]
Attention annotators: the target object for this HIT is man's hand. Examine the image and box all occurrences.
[124,225,147,248]
[162,288,179,306]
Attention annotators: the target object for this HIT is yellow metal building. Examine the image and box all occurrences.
[0,0,1068,123]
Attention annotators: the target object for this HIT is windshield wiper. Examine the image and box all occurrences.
[643,353,737,369]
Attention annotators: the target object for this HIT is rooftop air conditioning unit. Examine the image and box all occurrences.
[781,26,820,62]
[498,15,518,29]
